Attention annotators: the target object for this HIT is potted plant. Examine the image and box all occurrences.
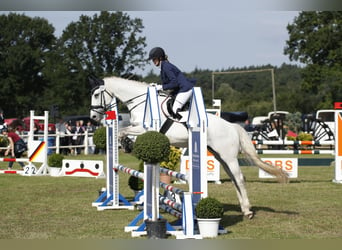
[195,197,224,238]
[133,131,170,239]
[47,153,64,176]
[160,146,182,184]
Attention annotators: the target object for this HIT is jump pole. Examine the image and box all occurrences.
[333,102,342,183]
[142,86,161,222]
[129,87,207,238]
[0,110,50,176]
[128,86,163,237]
[28,110,49,175]
[187,87,208,204]
[92,98,134,210]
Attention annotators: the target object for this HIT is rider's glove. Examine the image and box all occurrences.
[155,85,163,91]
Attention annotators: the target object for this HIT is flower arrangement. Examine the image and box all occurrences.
[160,146,182,171]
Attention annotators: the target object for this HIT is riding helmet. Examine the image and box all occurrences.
[148,47,166,60]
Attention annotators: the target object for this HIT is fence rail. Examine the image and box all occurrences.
[0,130,98,155]
[1,132,336,156]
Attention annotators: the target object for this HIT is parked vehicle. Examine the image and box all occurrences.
[63,115,100,127]
[315,109,335,140]
[4,117,55,133]
[316,110,335,134]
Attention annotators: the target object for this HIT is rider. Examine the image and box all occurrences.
[148,47,196,120]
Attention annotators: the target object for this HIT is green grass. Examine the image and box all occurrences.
[0,153,341,239]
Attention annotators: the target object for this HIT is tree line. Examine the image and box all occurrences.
[0,11,341,121]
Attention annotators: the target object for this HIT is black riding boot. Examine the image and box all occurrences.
[173,109,183,120]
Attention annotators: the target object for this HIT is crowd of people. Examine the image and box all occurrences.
[55,119,98,155]
[1,106,101,166]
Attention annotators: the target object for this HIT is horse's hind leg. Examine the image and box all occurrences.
[222,159,254,219]
[208,146,254,218]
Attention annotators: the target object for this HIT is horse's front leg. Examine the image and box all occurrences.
[118,125,146,153]
[118,125,146,139]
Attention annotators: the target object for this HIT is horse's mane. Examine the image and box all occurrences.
[104,76,149,88]
[102,76,150,102]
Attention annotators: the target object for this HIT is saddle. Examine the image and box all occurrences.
[159,96,189,134]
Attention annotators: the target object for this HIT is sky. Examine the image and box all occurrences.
[4,11,301,76]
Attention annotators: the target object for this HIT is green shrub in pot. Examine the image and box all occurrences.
[133,131,170,164]
[48,153,64,168]
[195,197,224,219]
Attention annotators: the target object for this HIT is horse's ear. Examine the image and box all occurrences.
[88,75,104,89]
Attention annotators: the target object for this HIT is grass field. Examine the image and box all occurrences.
[0,152,341,239]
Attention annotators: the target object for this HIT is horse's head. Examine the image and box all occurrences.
[89,76,114,121]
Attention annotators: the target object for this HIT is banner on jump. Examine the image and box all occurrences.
[180,149,220,182]
[259,158,298,178]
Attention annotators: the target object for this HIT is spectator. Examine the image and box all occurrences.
[1,127,27,169]
[65,122,73,155]
[72,120,85,155]
[0,108,5,125]
[0,108,7,133]
[33,122,40,140]
[55,119,68,155]
[86,121,96,154]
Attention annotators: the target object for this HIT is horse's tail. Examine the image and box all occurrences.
[235,124,289,183]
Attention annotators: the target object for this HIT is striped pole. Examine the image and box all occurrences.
[116,164,144,179]
[159,196,183,212]
[0,169,24,174]
[159,181,184,196]
[116,164,186,196]
[159,167,188,182]
[252,140,334,146]
[115,164,193,220]
[256,150,334,155]
[159,204,182,219]
[0,158,29,162]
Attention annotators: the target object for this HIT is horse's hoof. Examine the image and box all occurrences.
[245,212,254,219]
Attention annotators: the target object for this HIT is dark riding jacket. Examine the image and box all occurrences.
[160,61,196,96]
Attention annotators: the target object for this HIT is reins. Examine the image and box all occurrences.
[123,93,147,113]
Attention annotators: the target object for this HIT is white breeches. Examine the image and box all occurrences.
[172,89,193,113]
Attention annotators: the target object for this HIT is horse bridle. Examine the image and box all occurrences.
[90,85,147,115]
[90,85,116,115]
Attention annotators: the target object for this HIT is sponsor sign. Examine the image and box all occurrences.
[259,158,298,178]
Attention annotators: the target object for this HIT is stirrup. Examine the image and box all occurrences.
[175,111,188,122]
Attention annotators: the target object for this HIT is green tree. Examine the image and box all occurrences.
[284,11,342,109]
[58,11,147,77]
[41,11,147,116]
[0,13,56,117]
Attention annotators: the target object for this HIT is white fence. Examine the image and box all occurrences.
[0,130,98,155]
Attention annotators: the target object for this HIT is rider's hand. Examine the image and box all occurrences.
[155,85,163,91]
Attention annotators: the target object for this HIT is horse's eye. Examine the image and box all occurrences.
[94,94,99,98]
